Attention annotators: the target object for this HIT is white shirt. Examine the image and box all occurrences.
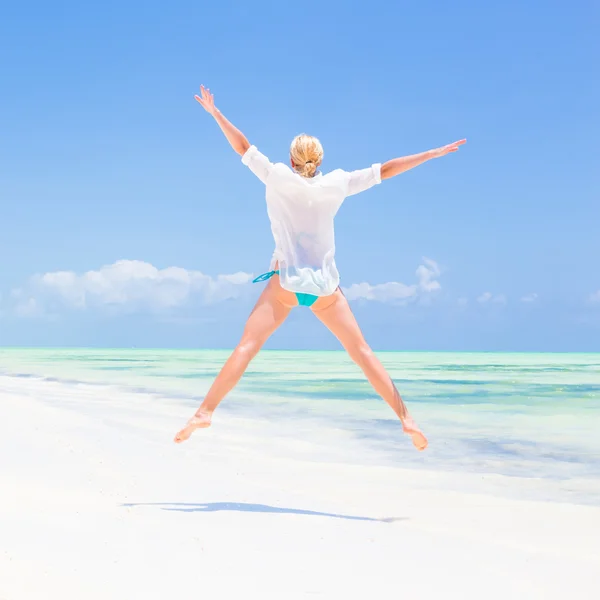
[242,145,382,296]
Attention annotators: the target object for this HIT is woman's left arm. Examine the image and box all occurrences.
[380,139,466,180]
[195,85,251,156]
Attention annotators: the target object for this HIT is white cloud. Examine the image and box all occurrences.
[477,292,507,305]
[521,293,538,303]
[589,290,600,304]
[342,258,441,304]
[11,260,254,316]
[9,257,443,316]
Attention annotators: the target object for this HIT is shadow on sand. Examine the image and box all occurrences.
[122,501,406,523]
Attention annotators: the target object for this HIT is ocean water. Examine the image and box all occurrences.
[1,348,600,505]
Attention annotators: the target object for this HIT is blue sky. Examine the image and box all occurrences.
[1,0,598,351]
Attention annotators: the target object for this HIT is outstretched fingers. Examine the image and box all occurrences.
[200,84,210,100]
[447,139,467,151]
[194,85,215,113]
[449,139,467,152]
[435,138,466,157]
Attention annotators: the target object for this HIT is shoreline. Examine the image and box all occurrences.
[1,371,599,507]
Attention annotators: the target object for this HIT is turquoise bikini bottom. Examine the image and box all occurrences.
[252,270,319,307]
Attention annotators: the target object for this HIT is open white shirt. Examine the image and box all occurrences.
[242,145,382,296]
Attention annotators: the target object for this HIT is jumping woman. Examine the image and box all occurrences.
[175,85,466,450]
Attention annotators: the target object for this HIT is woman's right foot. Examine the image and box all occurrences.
[174,412,212,443]
[402,417,428,451]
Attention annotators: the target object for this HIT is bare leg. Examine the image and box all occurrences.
[311,290,428,451]
[174,278,296,443]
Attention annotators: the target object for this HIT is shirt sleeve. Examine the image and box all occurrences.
[241,145,274,184]
[345,163,382,197]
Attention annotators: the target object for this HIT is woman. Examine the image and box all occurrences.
[175,85,466,450]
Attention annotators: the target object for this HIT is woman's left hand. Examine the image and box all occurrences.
[194,85,217,116]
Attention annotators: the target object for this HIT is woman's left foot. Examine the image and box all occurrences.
[402,418,428,451]
[174,412,212,443]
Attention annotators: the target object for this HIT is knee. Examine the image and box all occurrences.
[234,339,262,363]
[347,343,374,368]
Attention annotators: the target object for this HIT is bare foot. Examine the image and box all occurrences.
[402,417,428,451]
[174,412,212,443]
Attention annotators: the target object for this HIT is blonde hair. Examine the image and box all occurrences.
[290,134,324,178]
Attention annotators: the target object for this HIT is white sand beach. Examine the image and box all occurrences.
[1,375,599,600]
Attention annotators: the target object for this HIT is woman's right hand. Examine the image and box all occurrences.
[194,85,217,116]
[430,139,467,158]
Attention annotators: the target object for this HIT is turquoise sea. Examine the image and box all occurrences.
[1,349,599,505]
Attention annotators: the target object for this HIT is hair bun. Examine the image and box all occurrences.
[301,161,317,177]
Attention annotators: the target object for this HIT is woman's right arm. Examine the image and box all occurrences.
[195,85,251,156]
[345,138,466,196]
[380,139,466,180]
